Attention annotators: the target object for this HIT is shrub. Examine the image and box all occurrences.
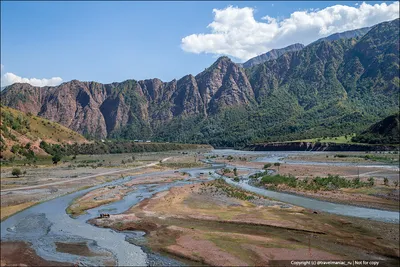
[367,177,375,187]
[263,163,272,169]
[12,168,22,178]
[222,168,231,174]
[383,177,389,186]
[52,154,62,165]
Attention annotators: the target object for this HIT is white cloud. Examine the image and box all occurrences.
[1,72,63,87]
[181,2,399,61]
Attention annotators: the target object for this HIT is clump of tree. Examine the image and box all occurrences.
[259,174,375,191]
[39,140,204,156]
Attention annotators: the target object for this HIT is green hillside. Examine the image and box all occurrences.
[352,113,400,144]
[0,105,88,158]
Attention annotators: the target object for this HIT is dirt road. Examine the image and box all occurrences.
[0,157,172,192]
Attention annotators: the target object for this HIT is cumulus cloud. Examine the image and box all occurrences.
[1,72,63,87]
[181,2,399,61]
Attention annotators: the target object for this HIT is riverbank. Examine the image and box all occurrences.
[207,152,399,211]
[245,142,399,152]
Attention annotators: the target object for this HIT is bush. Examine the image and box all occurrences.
[383,177,389,186]
[367,177,375,187]
[12,168,22,178]
[263,163,272,169]
[222,168,231,174]
[52,154,62,165]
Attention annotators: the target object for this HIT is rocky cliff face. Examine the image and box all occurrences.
[1,57,253,138]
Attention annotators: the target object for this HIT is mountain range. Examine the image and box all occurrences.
[1,19,399,147]
[240,43,305,68]
[239,27,372,69]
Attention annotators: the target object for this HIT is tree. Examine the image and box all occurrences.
[383,177,389,186]
[25,142,31,149]
[132,155,135,161]
[12,168,22,178]
[274,162,281,172]
[233,168,238,176]
[52,154,62,165]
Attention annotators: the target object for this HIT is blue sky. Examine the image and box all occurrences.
[1,1,398,86]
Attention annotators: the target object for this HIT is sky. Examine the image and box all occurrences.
[1,1,399,87]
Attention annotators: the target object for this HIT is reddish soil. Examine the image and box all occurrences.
[0,241,72,266]
[242,244,341,261]
[165,234,249,266]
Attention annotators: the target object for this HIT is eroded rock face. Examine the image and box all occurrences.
[1,57,254,138]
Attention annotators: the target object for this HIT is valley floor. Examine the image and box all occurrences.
[0,150,206,221]
[1,149,399,266]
